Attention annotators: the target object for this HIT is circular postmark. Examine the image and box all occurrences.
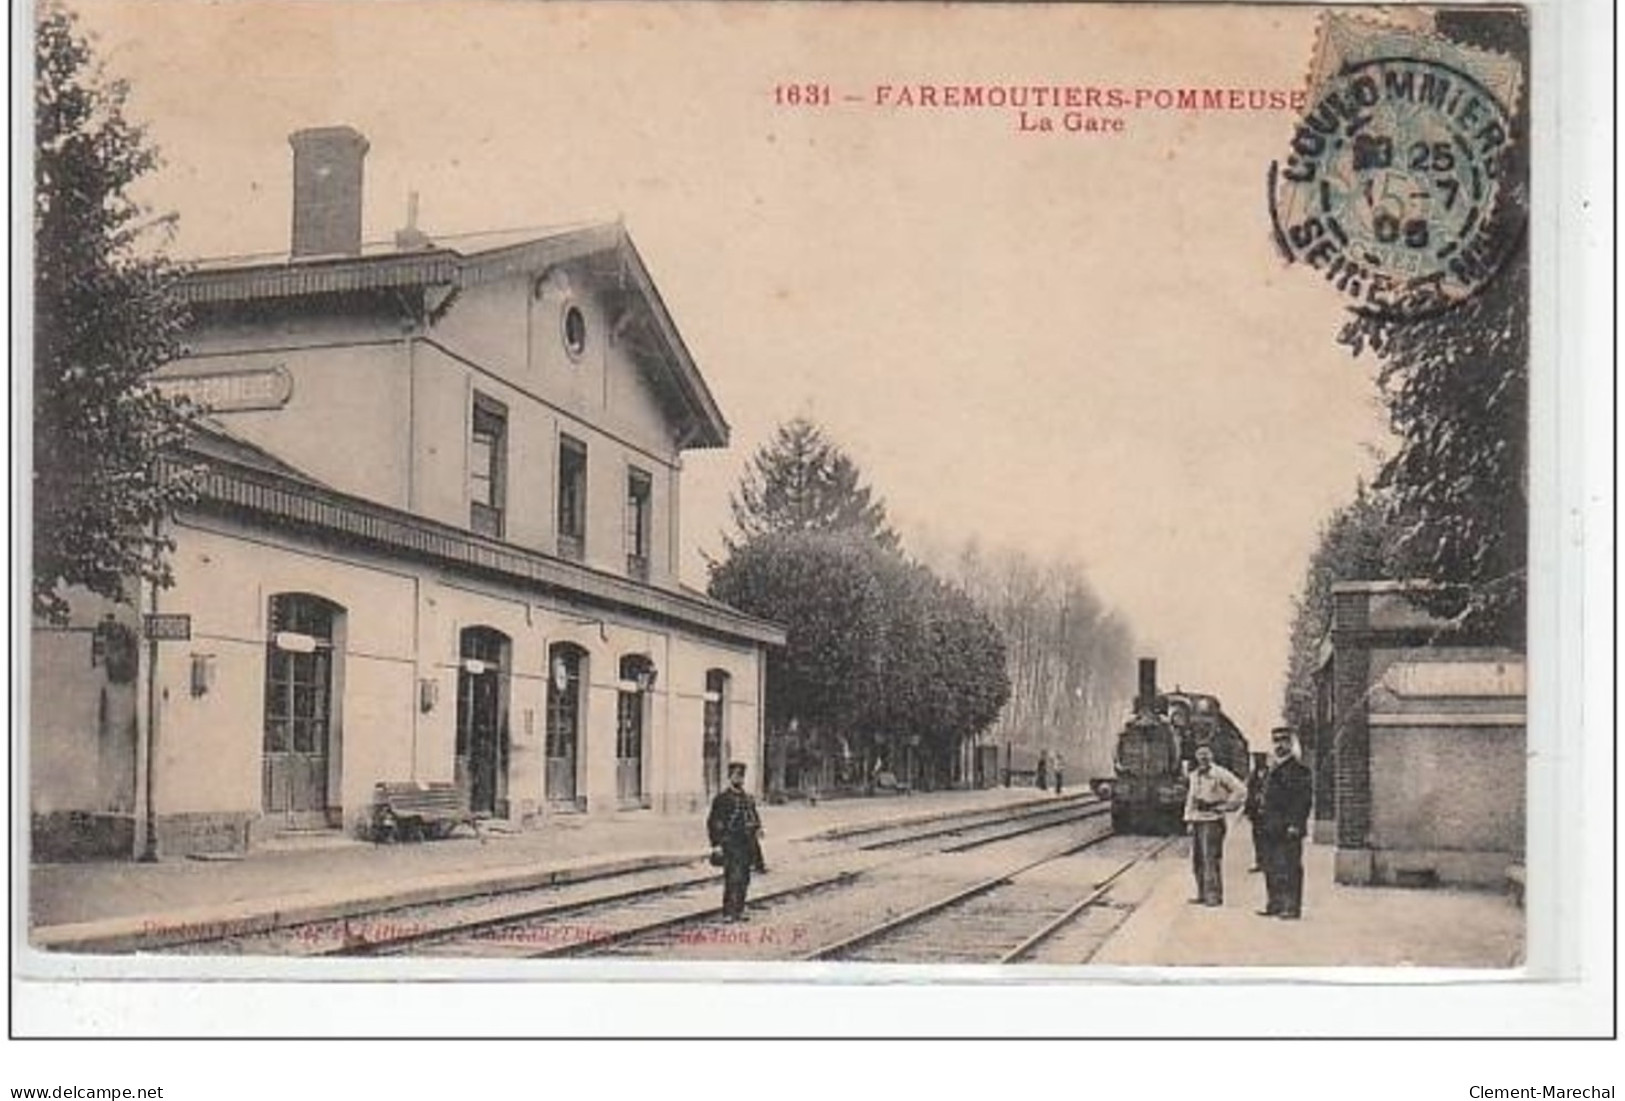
[1269,55,1522,318]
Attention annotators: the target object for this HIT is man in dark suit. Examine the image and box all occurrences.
[707,761,763,922]
[1256,727,1314,919]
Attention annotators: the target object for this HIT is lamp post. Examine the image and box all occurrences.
[139,557,160,862]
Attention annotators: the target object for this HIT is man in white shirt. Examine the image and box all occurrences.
[1183,742,1247,906]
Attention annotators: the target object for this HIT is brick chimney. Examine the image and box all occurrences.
[289,126,369,258]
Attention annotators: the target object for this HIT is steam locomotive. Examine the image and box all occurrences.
[1094,658,1252,835]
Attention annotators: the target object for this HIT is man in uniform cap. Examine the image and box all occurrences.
[707,761,763,922]
[1256,727,1313,919]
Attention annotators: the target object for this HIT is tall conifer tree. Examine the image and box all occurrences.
[727,417,900,552]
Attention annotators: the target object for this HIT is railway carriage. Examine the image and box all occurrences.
[1094,659,1250,835]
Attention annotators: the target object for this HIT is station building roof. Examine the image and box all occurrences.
[178,221,731,450]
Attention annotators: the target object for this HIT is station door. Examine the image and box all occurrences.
[616,690,644,803]
[262,594,341,829]
[546,646,583,806]
[456,627,509,818]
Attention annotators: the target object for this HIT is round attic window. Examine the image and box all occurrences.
[562,304,588,360]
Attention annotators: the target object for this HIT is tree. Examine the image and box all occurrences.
[708,530,1010,792]
[715,421,1011,790]
[866,557,1011,775]
[1341,249,1526,645]
[34,1,194,624]
[1337,10,1529,646]
[933,541,1136,777]
[726,417,900,552]
[708,531,890,740]
[919,577,1011,760]
[1278,485,1393,734]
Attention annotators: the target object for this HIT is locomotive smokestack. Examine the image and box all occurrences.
[1137,658,1158,711]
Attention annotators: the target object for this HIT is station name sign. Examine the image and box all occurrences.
[1383,660,1526,700]
[155,365,293,412]
[143,614,193,641]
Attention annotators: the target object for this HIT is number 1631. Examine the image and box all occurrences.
[775,83,832,107]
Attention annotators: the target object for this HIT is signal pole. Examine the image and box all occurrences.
[139,563,160,862]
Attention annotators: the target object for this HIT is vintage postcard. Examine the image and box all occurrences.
[14,0,1606,1043]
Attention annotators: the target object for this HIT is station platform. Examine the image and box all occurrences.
[28,785,1057,952]
[1093,833,1526,969]
[29,795,1525,968]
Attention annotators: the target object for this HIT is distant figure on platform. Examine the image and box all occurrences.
[1035,750,1050,792]
[1052,751,1065,795]
[708,761,763,922]
[1243,752,1269,872]
[1184,743,1246,906]
[1257,728,1314,920]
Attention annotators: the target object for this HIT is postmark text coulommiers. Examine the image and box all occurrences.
[1269,44,1523,318]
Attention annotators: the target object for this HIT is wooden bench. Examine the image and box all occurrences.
[871,770,913,796]
[370,781,484,843]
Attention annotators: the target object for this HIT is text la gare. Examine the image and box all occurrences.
[1018,109,1125,134]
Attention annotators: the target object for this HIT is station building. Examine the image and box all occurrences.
[31,126,784,860]
[1309,581,1525,889]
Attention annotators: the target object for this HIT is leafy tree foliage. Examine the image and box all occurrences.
[708,530,1009,790]
[34,1,194,623]
[1340,250,1527,645]
[727,417,900,551]
[919,580,1011,761]
[709,531,890,739]
[1278,485,1393,734]
[867,556,1011,767]
[1337,11,1529,646]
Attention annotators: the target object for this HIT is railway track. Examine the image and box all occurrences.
[391,799,1109,960]
[852,795,1107,851]
[806,833,1178,965]
[169,794,1103,958]
[164,860,722,957]
[558,802,1120,962]
[812,792,1098,844]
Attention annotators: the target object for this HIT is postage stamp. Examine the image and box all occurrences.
[1269,14,1527,317]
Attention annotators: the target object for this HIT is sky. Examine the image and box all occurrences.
[70,0,1391,742]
